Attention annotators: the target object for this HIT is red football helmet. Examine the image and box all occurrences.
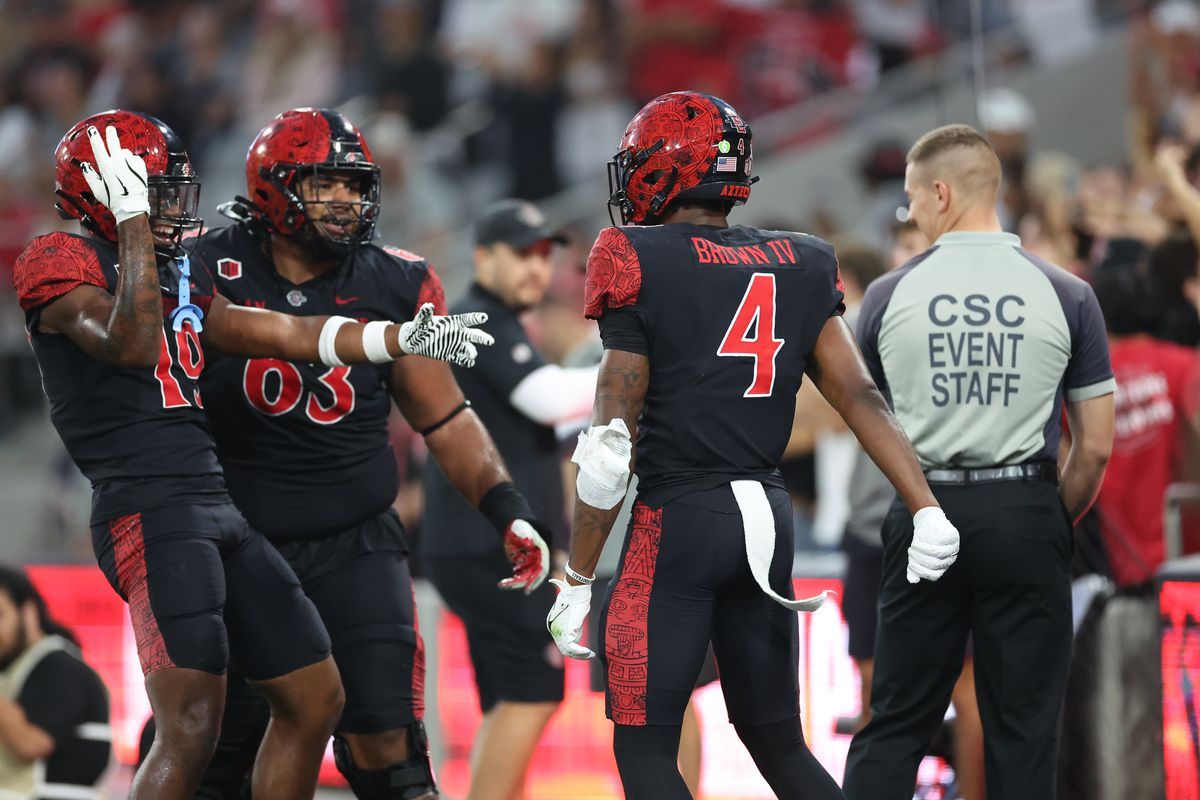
[608,91,755,226]
[55,110,201,249]
[244,108,380,257]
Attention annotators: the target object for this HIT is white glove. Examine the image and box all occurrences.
[398,303,495,368]
[547,578,595,660]
[907,507,960,583]
[80,125,150,225]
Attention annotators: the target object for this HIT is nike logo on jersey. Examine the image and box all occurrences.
[334,296,362,305]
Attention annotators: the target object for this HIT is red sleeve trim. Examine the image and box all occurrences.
[13,233,108,312]
[584,227,642,320]
[416,264,448,316]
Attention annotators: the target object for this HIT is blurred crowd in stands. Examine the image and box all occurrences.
[3,0,1200,592]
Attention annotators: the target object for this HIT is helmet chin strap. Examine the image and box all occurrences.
[169,253,204,333]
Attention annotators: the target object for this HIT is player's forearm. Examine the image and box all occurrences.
[210,305,406,363]
[1059,445,1108,522]
[104,214,161,367]
[291,316,407,363]
[567,501,622,579]
[834,381,937,514]
[566,350,647,580]
[425,410,513,506]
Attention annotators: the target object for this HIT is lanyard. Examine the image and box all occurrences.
[169,253,204,332]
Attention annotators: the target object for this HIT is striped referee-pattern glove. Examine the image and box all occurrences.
[398,303,495,368]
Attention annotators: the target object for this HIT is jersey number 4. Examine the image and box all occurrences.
[242,359,356,425]
[717,272,784,398]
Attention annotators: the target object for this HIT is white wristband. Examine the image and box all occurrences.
[565,564,595,585]
[318,316,354,367]
[362,320,393,364]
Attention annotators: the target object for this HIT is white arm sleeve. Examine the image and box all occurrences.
[508,364,599,426]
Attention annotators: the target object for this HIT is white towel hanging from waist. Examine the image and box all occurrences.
[729,480,828,612]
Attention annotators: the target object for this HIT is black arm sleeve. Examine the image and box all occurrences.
[597,306,650,355]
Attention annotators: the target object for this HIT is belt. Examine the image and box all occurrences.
[924,462,1058,486]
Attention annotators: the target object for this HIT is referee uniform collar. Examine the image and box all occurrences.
[934,231,1021,247]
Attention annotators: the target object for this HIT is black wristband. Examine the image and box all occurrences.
[418,400,471,436]
[478,482,535,536]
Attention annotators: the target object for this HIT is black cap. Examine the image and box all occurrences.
[474,199,568,249]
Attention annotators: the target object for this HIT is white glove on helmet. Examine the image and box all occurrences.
[80,126,150,225]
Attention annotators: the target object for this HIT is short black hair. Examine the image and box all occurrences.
[1093,262,1158,336]
[1145,231,1199,302]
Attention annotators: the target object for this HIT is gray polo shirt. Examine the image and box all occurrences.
[856,231,1115,469]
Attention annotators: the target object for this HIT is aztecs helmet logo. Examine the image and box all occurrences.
[608,91,755,226]
[244,107,380,257]
[54,110,200,246]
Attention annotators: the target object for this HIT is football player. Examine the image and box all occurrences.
[9,111,491,800]
[546,92,960,799]
[181,108,552,800]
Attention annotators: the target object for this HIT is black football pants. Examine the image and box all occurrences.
[842,479,1073,800]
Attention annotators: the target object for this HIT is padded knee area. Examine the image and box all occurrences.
[332,724,437,799]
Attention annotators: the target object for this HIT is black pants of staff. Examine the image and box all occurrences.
[842,478,1073,800]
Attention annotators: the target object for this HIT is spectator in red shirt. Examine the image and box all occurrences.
[621,0,752,106]
[1093,263,1200,585]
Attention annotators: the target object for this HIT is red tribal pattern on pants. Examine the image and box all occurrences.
[605,501,663,726]
[110,513,176,675]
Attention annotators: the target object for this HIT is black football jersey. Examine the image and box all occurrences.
[191,223,446,541]
[11,232,226,524]
[584,223,844,507]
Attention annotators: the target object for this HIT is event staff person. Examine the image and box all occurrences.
[0,566,110,799]
[421,199,597,800]
[842,124,1115,800]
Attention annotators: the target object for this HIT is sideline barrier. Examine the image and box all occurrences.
[27,567,960,798]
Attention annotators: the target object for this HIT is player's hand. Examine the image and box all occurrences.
[80,126,150,225]
[547,578,595,660]
[907,507,959,583]
[398,303,494,368]
[498,519,550,593]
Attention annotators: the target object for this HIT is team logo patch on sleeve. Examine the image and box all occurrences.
[383,245,423,262]
[216,258,242,280]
